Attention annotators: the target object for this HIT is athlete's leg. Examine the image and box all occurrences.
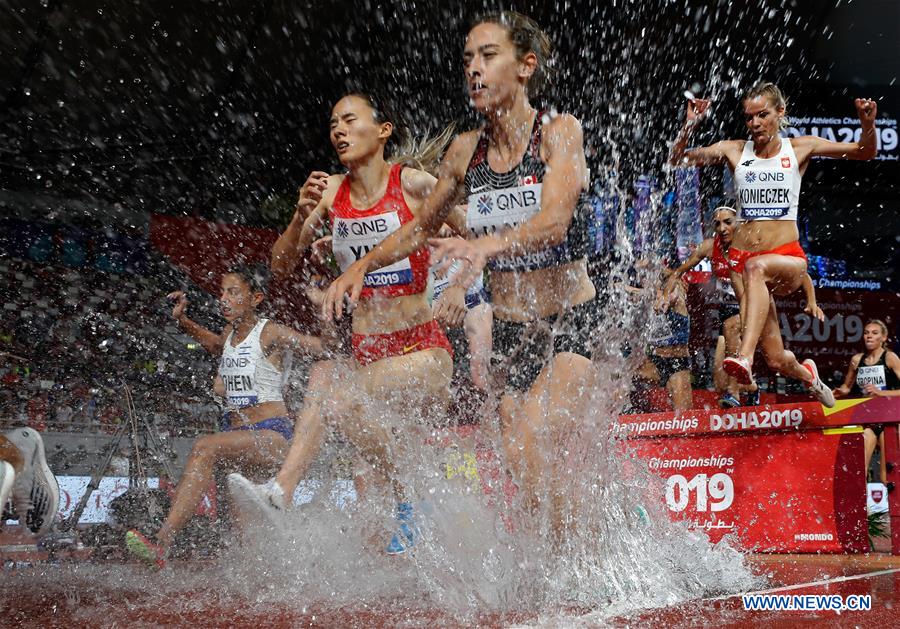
[863,427,877,482]
[502,352,598,538]
[0,435,23,473]
[713,335,728,394]
[343,348,452,500]
[878,432,887,485]
[721,314,753,397]
[273,359,356,498]
[666,369,693,412]
[756,297,813,384]
[739,255,806,360]
[464,303,494,391]
[156,430,288,548]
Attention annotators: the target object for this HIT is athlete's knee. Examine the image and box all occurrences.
[742,258,768,283]
[189,435,220,462]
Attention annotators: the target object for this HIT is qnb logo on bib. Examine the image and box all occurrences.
[222,355,251,369]
[466,184,542,237]
[467,183,569,271]
[857,365,887,390]
[332,212,413,288]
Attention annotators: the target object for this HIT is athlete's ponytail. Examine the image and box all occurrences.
[344,91,454,176]
[743,82,789,131]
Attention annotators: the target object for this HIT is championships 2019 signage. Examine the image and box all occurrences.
[785,115,899,161]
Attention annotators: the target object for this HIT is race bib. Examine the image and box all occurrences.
[467,183,567,271]
[332,212,413,288]
[737,169,791,219]
[219,351,258,408]
[857,365,887,390]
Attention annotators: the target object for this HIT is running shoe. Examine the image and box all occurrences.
[744,388,761,407]
[722,356,754,385]
[4,427,60,537]
[227,473,286,529]
[633,504,650,526]
[717,393,741,409]
[385,502,416,555]
[0,461,14,516]
[802,359,835,408]
[125,529,166,569]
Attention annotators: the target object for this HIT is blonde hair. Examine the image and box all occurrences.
[473,11,553,98]
[343,92,454,176]
[866,319,889,348]
[743,81,789,130]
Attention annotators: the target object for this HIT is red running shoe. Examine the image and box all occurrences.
[722,356,754,385]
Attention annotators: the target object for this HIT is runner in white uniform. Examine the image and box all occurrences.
[125,264,327,568]
[669,81,878,407]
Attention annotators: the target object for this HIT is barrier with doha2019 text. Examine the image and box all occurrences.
[618,397,900,554]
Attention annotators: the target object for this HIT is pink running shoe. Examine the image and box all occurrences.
[802,359,835,408]
[722,356,754,385]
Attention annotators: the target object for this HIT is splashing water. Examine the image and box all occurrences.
[2,0,848,624]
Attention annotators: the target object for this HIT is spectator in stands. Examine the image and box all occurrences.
[26,392,49,433]
[834,319,900,484]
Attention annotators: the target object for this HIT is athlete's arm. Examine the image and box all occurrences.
[833,354,862,399]
[321,134,473,319]
[432,280,467,328]
[167,290,227,355]
[800,274,825,321]
[444,204,469,237]
[264,322,327,357]
[667,239,713,290]
[270,173,336,280]
[793,99,878,163]
[660,245,705,311]
[669,99,742,167]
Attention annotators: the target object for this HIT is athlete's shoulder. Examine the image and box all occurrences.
[258,320,291,348]
[325,173,345,192]
[318,173,345,209]
[850,352,864,367]
[441,130,481,176]
[544,111,582,131]
[450,129,481,153]
[885,350,900,366]
[400,167,437,198]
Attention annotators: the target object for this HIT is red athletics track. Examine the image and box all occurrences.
[1,553,898,627]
